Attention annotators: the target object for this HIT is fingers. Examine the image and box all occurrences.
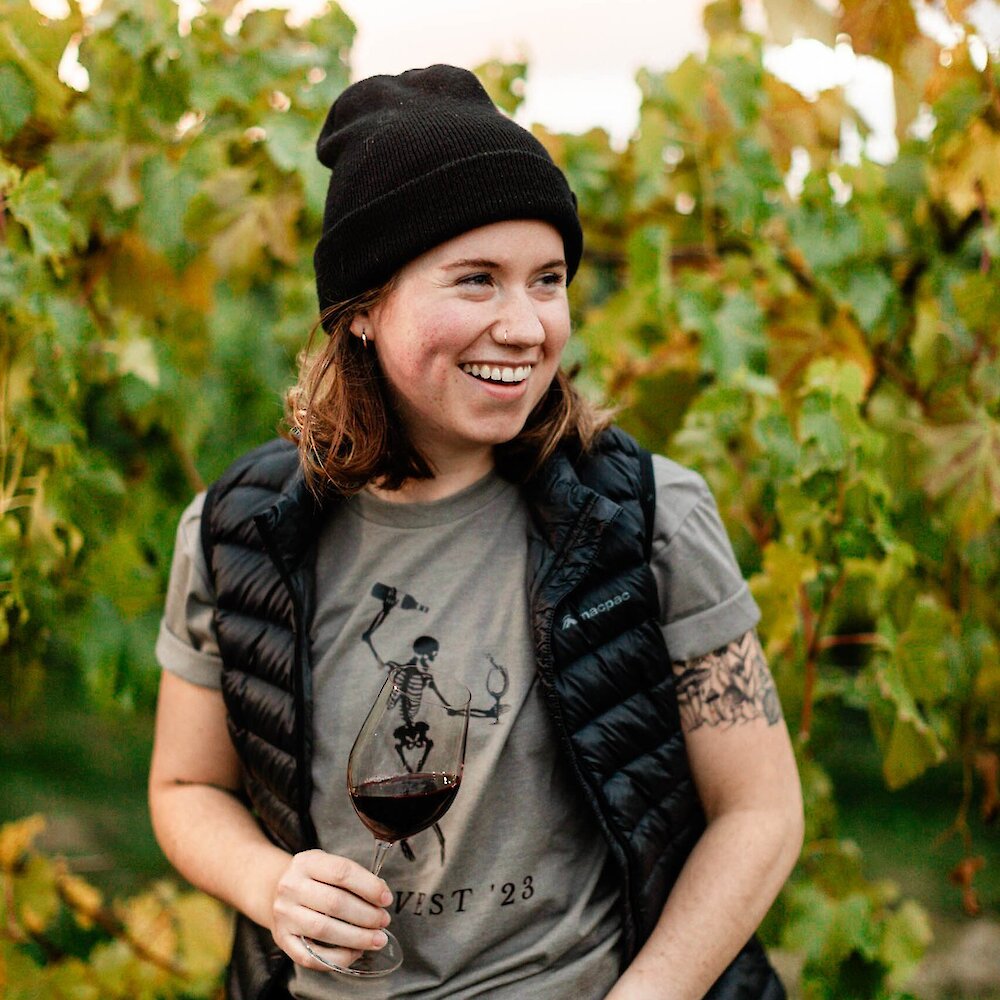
[301,850,393,909]
[290,933,365,973]
[292,875,390,932]
[285,903,389,953]
[270,850,394,971]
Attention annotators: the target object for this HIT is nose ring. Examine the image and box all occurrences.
[504,329,509,346]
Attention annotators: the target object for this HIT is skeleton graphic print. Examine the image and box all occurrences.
[360,580,511,863]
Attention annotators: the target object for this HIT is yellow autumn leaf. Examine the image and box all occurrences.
[749,542,819,656]
[15,853,61,936]
[118,884,178,967]
[0,814,46,869]
[57,863,104,929]
[766,302,875,402]
[918,411,1000,540]
[175,891,232,981]
[931,119,1000,218]
[883,714,947,790]
[840,0,920,71]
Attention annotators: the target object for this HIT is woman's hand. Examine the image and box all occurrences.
[149,674,393,972]
[271,849,394,971]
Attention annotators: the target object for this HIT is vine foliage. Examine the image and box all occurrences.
[1,0,999,996]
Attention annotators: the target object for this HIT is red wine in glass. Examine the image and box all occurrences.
[350,772,461,843]
[300,673,470,978]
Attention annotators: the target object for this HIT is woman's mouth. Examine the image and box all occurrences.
[460,363,533,384]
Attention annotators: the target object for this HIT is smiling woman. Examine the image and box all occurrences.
[148,63,801,1000]
[342,220,573,497]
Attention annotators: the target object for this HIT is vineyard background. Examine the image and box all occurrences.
[1,0,999,997]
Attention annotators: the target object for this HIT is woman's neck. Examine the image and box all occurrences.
[367,448,495,504]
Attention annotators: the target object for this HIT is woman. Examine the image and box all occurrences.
[149,64,803,1000]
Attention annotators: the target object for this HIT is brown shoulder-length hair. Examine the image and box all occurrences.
[284,278,614,497]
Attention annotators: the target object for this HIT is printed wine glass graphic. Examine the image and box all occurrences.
[299,673,471,977]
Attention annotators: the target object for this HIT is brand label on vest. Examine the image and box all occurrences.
[563,591,631,629]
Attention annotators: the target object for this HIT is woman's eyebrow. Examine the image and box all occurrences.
[440,257,567,271]
[441,257,499,271]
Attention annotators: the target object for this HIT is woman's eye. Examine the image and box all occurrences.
[459,273,493,286]
[539,272,566,286]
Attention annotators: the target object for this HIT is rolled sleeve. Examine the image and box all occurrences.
[155,619,223,690]
[156,492,223,690]
[650,455,761,662]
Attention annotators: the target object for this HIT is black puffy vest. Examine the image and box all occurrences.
[201,427,785,1000]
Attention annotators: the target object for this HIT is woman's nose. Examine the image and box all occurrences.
[491,295,545,348]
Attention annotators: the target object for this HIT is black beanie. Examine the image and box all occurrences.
[313,64,583,316]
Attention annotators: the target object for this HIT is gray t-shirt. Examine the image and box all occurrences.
[156,455,760,1000]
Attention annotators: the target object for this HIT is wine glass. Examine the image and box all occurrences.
[301,671,470,977]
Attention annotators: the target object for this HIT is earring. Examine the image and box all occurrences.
[361,330,368,349]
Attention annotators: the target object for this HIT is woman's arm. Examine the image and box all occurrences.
[606,630,804,1000]
[148,670,393,971]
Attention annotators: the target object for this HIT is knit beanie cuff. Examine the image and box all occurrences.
[314,147,582,310]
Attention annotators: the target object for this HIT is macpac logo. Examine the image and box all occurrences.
[563,591,631,628]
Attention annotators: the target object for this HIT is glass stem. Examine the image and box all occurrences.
[370,839,393,877]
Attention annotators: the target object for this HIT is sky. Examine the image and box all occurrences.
[332,0,717,145]
[37,0,1000,158]
[324,0,1000,159]
[314,0,905,156]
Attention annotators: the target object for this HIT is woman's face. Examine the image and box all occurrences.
[352,219,571,472]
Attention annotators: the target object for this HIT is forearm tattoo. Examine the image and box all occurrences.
[672,630,783,732]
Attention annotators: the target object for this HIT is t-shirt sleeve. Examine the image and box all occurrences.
[649,454,761,662]
[154,492,223,690]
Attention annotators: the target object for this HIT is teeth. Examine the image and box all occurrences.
[461,363,532,384]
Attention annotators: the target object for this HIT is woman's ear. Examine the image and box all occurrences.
[348,312,369,339]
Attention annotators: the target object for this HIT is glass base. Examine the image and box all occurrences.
[300,930,402,977]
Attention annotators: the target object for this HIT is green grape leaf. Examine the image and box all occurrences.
[0,61,34,140]
[0,2,80,124]
[788,205,862,274]
[260,110,313,174]
[951,271,1000,342]
[825,892,880,963]
[6,168,81,260]
[706,290,767,378]
[896,593,959,706]
[882,713,947,789]
[879,899,933,985]
[781,882,835,960]
[844,266,895,333]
